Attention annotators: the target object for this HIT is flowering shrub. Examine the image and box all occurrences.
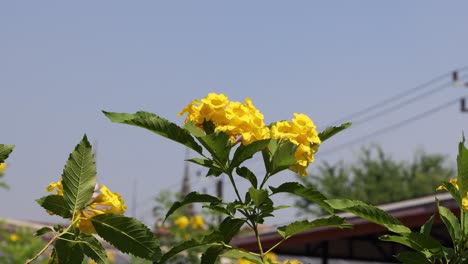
[102,93,353,263]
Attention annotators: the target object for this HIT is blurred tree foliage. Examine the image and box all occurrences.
[296,144,455,216]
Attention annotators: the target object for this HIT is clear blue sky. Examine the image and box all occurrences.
[1,1,468,226]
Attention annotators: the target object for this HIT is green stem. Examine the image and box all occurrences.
[25,216,81,264]
[253,223,264,261]
[227,171,243,203]
[264,238,286,255]
[259,172,270,190]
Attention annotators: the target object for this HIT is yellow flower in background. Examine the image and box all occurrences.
[271,113,321,176]
[0,163,6,174]
[9,233,19,242]
[190,215,205,229]
[174,216,190,229]
[436,178,459,191]
[45,181,126,234]
[283,260,302,264]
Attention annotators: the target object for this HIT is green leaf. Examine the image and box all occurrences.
[318,122,352,142]
[277,215,351,239]
[62,135,96,213]
[156,240,201,264]
[437,181,461,205]
[271,182,333,214]
[197,132,231,165]
[36,195,73,218]
[248,187,268,207]
[236,167,258,189]
[326,199,411,234]
[90,214,161,261]
[457,135,468,204]
[219,217,246,243]
[0,144,15,163]
[222,249,263,264]
[420,215,434,236]
[55,233,84,264]
[34,227,53,236]
[201,245,224,264]
[79,234,107,264]
[270,140,298,175]
[380,233,444,256]
[395,251,431,264]
[187,158,221,171]
[165,192,221,221]
[183,121,205,137]
[437,201,461,243]
[231,139,270,169]
[103,111,203,154]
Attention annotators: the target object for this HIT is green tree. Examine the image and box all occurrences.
[296,145,455,215]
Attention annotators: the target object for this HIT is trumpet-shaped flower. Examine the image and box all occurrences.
[271,113,321,176]
[436,178,459,191]
[46,181,126,234]
[174,216,190,229]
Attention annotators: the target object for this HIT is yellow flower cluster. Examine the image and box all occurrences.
[237,252,302,264]
[437,178,468,211]
[0,163,6,174]
[271,113,321,176]
[179,93,322,176]
[46,180,127,234]
[178,93,270,145]
[174,215,205,230]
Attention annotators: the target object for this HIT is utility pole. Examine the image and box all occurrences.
[452,70,468,112]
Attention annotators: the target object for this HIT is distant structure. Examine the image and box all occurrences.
[181,148,194,216]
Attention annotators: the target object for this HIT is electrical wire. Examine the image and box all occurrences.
[318,96,462,157]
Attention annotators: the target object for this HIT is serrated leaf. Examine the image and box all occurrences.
[236,167,258,189]
[420,215,434,236]
[231,139,270,169]
[457,135,468,203]
[155,240,201,264]
[271,182,333,214]
[103,111,203,154]
[437,201,461,243]
[395,251,431,264]
[79,234,107,264]
[249,187,268,207]
[277,215,351,239]
[0,144,15,163]
[197,132,231,165]
[270,140,298,175]
[36,195,72,218]
[165,192,220,221]
[62,135,96,214]
[55,233,84,264]
[201,245,224,264]
[90,214,161,261]
[34,227,53,236]
[318,123,352,142]
[222,249,263,264]
[326,199,410,234]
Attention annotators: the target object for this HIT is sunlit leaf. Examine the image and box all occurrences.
[103,111,203,154]
[231,139,270,169]
[270,140,298,175]
[90,214,161,261]
[62,135,96,214]
[277,215,351,239]
[249,187,268,207]
[271,182,333,214]
[437,201,461,243]
[318,123,352,142]
[197,132,231,166]
[0,144,15,163]
[326,199,410,234]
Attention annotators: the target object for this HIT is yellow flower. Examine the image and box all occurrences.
[179,93,269,145]
[190,215,205,229]
[0,163,6,174]
[46,180,64,196]
[437,178,459,191]
[174,216,189,229]
[271,113,321,176]
[9,233,19,242]
[283,260,302,264]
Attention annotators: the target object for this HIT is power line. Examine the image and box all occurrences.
[323,66,468,128]
[318,97,462,157]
